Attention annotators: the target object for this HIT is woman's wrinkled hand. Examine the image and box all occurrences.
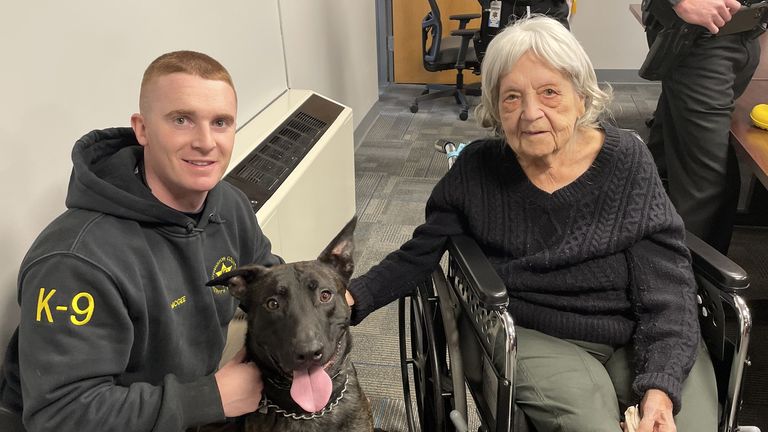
[345,290,355,306]
[637,389,676,432]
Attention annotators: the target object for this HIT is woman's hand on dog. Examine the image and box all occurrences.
[215,348,264,417]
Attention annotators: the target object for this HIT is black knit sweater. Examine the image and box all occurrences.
[348,125,699,412]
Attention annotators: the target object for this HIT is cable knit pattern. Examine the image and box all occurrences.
[349,125,699,412]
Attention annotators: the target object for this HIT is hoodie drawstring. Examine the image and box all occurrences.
[185,221,204,234]
[185,213,224,233]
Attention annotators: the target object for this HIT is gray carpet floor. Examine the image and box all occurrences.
[348,83,768,431]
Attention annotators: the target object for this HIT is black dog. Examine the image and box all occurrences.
[207,218,373,432]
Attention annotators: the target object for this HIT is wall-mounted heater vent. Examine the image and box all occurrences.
[232,113,327,210]
[226,94,341,213]
[225,90,355,263]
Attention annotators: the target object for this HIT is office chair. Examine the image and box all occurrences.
[399,139,761,432]
[410,0,482,121]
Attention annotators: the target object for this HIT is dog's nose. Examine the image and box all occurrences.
[296,345,324,364]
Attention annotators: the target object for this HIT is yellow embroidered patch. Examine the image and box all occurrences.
[35,288,95,325]
[210,256,237,294]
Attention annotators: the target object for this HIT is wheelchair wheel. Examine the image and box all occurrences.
[400,280,453,432]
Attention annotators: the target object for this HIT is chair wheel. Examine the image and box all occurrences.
[410,103,419,113]
[459,110,468,121]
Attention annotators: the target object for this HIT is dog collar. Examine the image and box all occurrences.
[258,373,349,420]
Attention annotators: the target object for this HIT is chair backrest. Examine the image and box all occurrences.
[422,0,443,64]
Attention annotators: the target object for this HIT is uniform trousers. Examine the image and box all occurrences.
[646,29,761,253]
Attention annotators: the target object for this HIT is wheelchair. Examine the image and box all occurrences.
[398,139,761,432]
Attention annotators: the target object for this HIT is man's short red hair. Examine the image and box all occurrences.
[139,50,236,112]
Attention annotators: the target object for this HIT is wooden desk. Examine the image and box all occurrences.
[731,80,768,189]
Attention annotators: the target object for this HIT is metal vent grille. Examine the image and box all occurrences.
[225,94,344,213]
[235,111,325,204]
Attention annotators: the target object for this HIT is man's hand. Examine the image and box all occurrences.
[673,0,742,33]
[215,348,263,417]
[637,389,677,432]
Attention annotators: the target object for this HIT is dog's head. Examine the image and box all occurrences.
[207,217,357,413]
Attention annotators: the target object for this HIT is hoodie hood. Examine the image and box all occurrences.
[65,127,223,231]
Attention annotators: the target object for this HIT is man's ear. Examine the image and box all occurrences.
[130,113,148,147]
[318,216,357,282]
[205,264,270,302]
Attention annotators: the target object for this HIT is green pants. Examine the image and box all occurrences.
[515,327,718,432]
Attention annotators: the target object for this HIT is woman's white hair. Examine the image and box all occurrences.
[475,15,612,134]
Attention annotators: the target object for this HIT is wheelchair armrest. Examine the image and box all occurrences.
[447,235,509,310]
[685,231,749,291]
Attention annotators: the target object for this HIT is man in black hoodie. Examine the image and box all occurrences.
[0,51,282,431]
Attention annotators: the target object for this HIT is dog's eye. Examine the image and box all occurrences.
[319,289,333,303]
[265,298,280,310]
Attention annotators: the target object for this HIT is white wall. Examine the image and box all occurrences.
[279,0,379,129]
[570,0,648,70]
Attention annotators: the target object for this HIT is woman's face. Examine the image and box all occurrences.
[497,51,586,162]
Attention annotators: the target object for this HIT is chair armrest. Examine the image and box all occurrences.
[450,28,480,38]
[447,235,509,310]
[450,13,481,21]
[685,231,749,291]
[449,28,479,70]
[450,13,481,29]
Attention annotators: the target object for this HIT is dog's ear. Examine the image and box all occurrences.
[318,216,357,281]
[206,264,269,301]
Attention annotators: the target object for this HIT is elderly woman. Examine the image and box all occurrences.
[347,15,717,432]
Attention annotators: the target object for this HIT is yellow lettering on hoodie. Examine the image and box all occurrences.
[170,295,187,309]
[36,288,56,323]
[70,292,95,325]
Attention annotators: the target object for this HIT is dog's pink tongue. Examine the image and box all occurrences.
[290,366,332,413]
